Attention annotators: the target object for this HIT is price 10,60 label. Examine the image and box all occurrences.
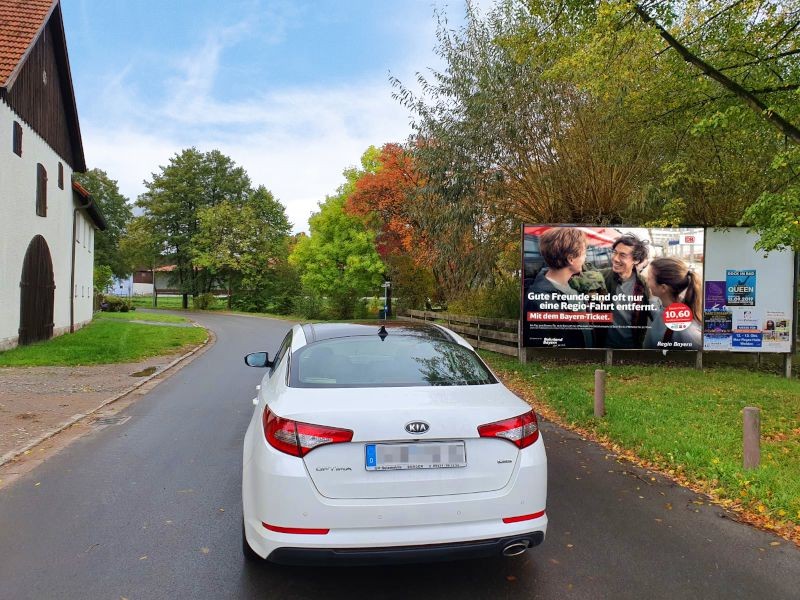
[663,302,693,331]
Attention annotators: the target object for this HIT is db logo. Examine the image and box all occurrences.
[663,302,693,331]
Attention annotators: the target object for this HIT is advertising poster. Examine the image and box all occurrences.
[704,281,726,311]
[702,228,795,353]
[522,226,704,350]
[726,270,756,306]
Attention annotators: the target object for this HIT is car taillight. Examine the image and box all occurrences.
[477,410,539,449]
[263,408,353,457]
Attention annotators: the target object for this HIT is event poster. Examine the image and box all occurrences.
[522,226,704,350]
[726,270,756,306]
[702,229,795,353]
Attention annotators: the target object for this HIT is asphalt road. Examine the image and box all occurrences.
[1,311,798,599]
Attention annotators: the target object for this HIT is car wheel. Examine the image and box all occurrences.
[242,517,261,562]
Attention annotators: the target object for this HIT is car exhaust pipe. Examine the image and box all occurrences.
[502,540,530,557]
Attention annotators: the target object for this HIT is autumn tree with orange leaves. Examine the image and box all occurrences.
[345,143,516,312]
[345,144,436,311]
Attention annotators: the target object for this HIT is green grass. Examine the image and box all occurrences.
[94,311,189,324]
[482,351,800,532]
[131,296,227,311]
[0,320,207,367]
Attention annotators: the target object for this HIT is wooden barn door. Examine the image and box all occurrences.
[19,235,55,345]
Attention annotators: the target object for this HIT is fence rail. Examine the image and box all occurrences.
[398,309,519,356]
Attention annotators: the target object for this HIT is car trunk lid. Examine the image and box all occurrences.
[270,384,529,499]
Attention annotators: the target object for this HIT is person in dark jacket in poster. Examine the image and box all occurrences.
[525,228,593,348]
[600,233,653,348]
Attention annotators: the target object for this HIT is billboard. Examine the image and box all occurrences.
[702,229,794,353]
[522,226,704,350]
[522,225,796,353]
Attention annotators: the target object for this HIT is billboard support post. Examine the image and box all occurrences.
[785,354,793,379]
[593,370,606,418]
[605,350,613,367]
[743,407,761,470]
[696,351,703,370]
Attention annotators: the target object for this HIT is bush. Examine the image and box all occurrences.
[447,278,520,319]
[293,294,324,319]
[100,295,125,312]
[192,293,218,310]
[353,298,369,320]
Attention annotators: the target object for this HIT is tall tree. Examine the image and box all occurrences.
[137,148,252,306]
[521,0,800,249]
[193,185,294,312]
[345,144,437,310]
[290,187,385,320]
[73,169,133,277]
[393,1,653,226]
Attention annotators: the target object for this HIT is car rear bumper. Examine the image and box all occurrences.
[242,419,548,562]
[266,531,545,566]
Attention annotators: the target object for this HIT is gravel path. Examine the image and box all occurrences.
[0,354,183,458]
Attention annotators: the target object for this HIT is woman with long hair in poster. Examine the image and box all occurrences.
[526,227,593,348]
[644,257,702,349]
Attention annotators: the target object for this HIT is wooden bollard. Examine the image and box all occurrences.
[743,407,761,470]
[594,369,606,418]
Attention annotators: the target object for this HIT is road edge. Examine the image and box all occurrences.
[0,325,216,468]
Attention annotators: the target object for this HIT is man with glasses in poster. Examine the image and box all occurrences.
[600,233,653,349]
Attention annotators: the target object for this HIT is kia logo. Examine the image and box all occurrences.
[405,421,430,435]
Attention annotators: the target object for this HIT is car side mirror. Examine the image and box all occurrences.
[244,352,273,368]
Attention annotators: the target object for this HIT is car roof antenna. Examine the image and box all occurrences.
[378,325,388,341]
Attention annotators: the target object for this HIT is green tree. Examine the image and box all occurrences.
[193,186,295,312]
[74,169,133,277]
[290,190,385,320]
[520,0,800,248]
[137,148,252,306]
[93,264,113,296]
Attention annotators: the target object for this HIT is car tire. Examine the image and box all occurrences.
[242,517,262,562]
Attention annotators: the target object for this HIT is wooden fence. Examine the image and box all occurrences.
[398,309,519,356]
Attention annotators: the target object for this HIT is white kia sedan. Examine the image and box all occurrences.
[242,321,547,565]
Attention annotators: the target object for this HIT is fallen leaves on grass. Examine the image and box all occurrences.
[496,369,800,547]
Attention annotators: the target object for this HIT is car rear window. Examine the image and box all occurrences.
[290,336,498,388]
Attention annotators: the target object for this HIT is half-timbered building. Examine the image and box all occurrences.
[0,0,105,350]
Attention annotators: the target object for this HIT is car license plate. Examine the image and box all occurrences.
[365,442,467,471]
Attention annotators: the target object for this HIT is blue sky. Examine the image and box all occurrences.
[61,0,486,232]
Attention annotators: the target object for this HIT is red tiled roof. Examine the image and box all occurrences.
[0,0,56,87]
[72,180,90,198]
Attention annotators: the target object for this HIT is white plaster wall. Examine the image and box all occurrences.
[0,100,96,350]
[133,282,154,296]
[73,210,95,326]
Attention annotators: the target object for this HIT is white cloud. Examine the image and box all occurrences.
[85,77,415,232]
[79,1,465,233]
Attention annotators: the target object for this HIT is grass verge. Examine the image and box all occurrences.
[94,311,189,324]
[481,351,800,545]
[131,296,212,310]
[0,320,207,366]
[130,296,305,321]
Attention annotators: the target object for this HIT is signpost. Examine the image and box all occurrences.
[381,281,391,319]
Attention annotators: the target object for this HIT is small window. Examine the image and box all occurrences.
[58,162,64,189]
[13,121,22,156]
[36,164,47,217]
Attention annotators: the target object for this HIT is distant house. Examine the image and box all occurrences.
[0,0,105,350]
[112,266,176,297]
